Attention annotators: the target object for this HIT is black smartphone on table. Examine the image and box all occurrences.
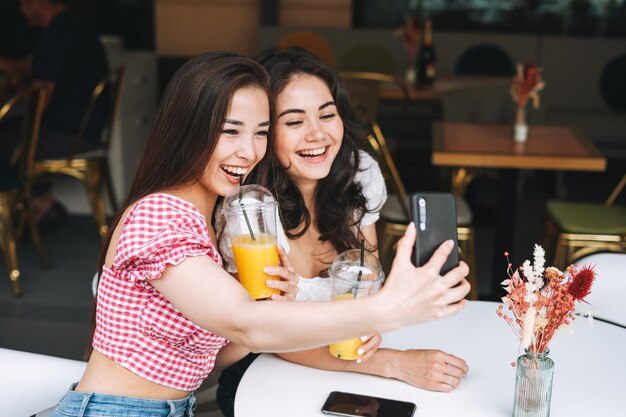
[410,192,459,275]
[321,391,416,417]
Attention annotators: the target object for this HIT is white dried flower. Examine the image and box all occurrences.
[535,314,549,330]
[521,307,536,348]
[524,292,538,304]
[533,244,545,275]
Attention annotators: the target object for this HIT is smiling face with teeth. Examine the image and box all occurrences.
[197,86,270,199]
[274,74,344,188]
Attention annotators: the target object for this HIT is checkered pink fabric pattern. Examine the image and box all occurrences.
[92,194,228,391]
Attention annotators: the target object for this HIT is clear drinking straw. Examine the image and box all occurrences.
[352,239,365,297]
[239,176,256,241]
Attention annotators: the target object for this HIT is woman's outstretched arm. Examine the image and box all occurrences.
[151,223,470,353]
[277,347,468,392]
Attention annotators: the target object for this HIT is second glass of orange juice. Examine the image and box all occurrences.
[328,249,384,360]
[222,185,280,300]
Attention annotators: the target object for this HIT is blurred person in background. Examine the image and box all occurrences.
[0,0,108,227]
[0,0,36,63]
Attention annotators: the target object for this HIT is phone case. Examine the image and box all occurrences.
[410,192,459,275]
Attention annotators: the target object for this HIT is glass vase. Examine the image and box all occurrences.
[513,105,528,143]
[512,348,554,417]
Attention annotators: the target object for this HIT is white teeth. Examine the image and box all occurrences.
[221,165,248,176]
[298,147,326,157]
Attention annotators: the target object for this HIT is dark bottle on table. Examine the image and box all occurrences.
[416,18,436,88]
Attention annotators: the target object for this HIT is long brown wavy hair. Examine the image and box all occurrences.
[85,52,270,357]
[252,47,372,255]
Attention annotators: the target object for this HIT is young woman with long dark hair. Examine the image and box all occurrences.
[216,48,470,417]
[51,51,469,417]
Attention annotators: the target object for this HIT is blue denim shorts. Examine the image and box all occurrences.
[51,384,196,417]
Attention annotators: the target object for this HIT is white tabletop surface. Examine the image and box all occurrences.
[235,301,626,417]
[574,252,626,326]
[0,348,86,417]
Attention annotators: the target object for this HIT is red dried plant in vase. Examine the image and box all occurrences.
[498,244,596,417]
[394,16,420,84]
[510,64,546,143]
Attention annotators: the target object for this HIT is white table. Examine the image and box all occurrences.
[235,301,626,417]
[574,252,626,327]
[0,348,86,416]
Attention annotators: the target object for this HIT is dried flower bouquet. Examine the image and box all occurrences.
[497,244,596,354]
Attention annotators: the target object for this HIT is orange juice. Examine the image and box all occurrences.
[231,233,280,300]
[329,293,362,360]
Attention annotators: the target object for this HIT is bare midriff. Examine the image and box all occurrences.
[75,349,190,400]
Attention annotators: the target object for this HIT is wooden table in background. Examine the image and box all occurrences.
[432,122,607,294]
[432,122,606,171]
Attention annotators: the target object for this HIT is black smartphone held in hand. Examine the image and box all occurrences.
[321,391,416,417]
[410,192,459,275]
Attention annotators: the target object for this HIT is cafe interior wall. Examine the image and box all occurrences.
[154,0,352,57]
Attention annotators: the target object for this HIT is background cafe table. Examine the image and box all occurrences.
[432,122,607,294]
[431,122,606,172]
[235,301,626,417]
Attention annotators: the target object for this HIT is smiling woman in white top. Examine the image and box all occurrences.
[216,47,471,417]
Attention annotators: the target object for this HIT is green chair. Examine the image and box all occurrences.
[340,43,399,76]
[545,172,626,268]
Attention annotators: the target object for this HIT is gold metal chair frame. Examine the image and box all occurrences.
[548,173,626,268]
[451,167,479,197]
[34,66,125,237]
[0,84,49,296]
[339,72,409,119]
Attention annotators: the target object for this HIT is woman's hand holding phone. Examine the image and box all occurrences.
[377,223,471,329]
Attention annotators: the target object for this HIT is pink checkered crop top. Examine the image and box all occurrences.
[92,193,228,391]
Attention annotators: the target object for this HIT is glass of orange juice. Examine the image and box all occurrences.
[328,249,384,360]
[222,185,280,300]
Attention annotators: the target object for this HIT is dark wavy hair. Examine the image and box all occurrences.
[86,52,270,357]
[253,47,372,255]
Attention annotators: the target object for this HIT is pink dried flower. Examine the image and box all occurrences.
[511,63,545,109]
[393,16,420,63]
